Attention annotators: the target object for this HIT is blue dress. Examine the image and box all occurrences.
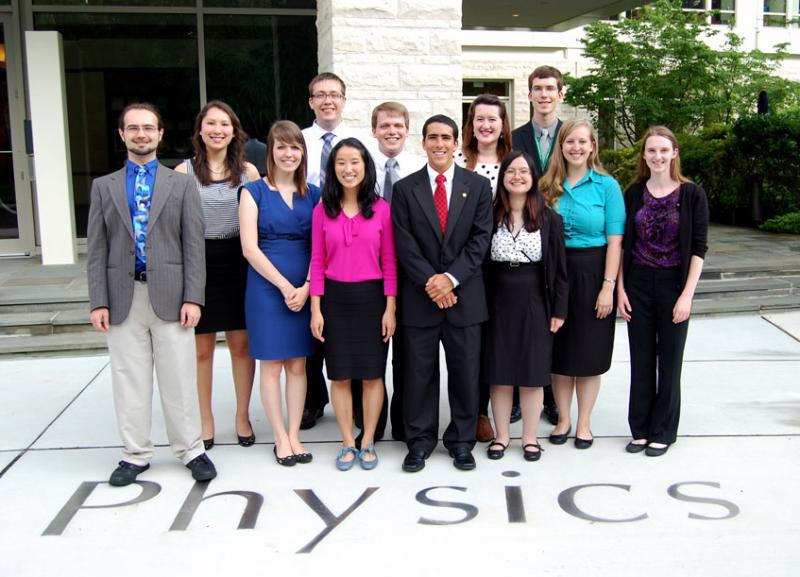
[243,179,321,360]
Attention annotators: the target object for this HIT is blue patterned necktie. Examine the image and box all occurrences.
[133,165,151,269]
[319,132,335,186]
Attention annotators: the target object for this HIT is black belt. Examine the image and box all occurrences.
[134,271,147,282]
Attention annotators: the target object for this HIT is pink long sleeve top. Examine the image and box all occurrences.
[310,199,397,296]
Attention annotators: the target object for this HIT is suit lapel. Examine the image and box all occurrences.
[109,167,133,238]
[148,163,174,228]
[410,169,444,241]
[443,166,468,246]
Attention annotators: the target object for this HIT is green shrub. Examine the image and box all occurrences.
[760,212,800,234]
[600,146,639,189]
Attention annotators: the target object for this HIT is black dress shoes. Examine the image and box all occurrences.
[109,461,150,487]
[402,448,427,473]
[542,404,559,426]
[549,425,571,445]
[300,408,324,430]
[186,454,217,481]
[645,443,670,457]
[486,440,507,460]
[237,421,256,447]
[626,441,648,454]
[509,405,522,424]
[574,436,594,450]
[203,438,214,451]
[523,443,543,462]
[449,447,476,471]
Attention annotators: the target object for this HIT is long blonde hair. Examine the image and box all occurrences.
[633,126,690,185]
[538,118,607,206]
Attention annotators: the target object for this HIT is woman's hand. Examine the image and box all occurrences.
[595,282,615,319]
[310,309,325,342]
[285,282,309,312]
[550,317,565,333]
[672,293,693,324]
[617,287,632,322]
[382,307,397,342]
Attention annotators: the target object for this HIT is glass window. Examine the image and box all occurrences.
[711,0,735,24]
[32,1,194,6]
[204,13,317,142]
[764,0,787,26]
[204,1,315,8]
[462,80,511,126]
[34,12,199,236]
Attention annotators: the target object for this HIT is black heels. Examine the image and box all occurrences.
[237,421,256,447]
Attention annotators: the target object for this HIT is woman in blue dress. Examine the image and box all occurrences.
[240,120,321,467]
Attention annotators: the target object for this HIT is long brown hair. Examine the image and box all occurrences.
[190,100,247,187]
[538,118,608,206]
[266,120,309,197]
[462,94,512,170]
[633,125,690,185]
[494,151,545,232]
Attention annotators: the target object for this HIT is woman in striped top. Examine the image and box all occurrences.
[176,101,260,450]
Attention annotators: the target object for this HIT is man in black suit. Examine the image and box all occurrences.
[391,115,493,472]
[511,65,564,425]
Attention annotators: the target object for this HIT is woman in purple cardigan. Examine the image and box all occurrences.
[616,126,709,457]
[310,138,397,471]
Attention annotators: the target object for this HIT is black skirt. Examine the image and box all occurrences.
[552,246,616,376]
[321,279,389,380]
[196,236,248,335]
[483,261,552,387]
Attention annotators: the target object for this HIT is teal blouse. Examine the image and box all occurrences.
[553,169,625,248]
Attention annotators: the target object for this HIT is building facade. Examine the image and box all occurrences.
[1,0,798,260]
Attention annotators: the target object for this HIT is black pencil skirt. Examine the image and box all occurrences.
[483,262,552,387]
[196,236,248,335]
[551,245,616,377]
[321,279,389,381]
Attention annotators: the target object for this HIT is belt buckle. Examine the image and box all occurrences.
[509,261,520,268]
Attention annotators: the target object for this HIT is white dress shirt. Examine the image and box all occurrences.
[301,121,367,187]
[370,146,425,198]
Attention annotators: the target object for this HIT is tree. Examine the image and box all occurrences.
[566,0,799,146]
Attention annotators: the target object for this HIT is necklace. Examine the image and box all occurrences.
[209,165,226,174]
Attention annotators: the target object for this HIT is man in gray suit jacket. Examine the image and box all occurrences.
[87,103,216,486]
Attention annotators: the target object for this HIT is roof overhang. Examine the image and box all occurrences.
[463,0,651,31]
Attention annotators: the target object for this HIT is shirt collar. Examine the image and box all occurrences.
[426,161,455,184]
[565,168,599,191]
[308,120,346,139]
[126,158,159,176]
[531,119,558,139]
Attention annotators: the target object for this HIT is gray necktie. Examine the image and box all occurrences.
[539,128,550,158]
[384,158,399,203]
[319,132,334,186]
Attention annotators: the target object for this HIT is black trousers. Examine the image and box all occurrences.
[403,322,481,453]
[304,340,329,411]
[626,265,689,445]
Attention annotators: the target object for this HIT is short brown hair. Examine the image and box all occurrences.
[528,65,564,92]
[118,102,163,131]
[371,101,409,130]
[308,72,346,97]
[266,120,309,197]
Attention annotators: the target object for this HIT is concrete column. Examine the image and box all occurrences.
[25,31,77,265]
[316,0,462,153]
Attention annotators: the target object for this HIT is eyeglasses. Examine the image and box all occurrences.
[124,125,159,134]
[311,92,344,102]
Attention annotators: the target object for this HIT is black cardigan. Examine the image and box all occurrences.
[621,181,710,286]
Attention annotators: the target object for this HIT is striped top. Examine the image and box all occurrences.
[183,159,248,240]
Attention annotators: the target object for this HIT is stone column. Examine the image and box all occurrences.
[316,0,462,152]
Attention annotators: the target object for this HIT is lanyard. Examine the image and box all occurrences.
[533,129,555,171]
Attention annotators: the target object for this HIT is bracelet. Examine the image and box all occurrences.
[603,277,616,285]
[305,279,310,284]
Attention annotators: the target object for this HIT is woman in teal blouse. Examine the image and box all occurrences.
[538,119,625,450]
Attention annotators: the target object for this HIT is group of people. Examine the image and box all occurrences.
[86,65,708,486]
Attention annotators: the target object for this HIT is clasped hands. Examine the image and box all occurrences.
[281,282,309,313]
[425,273,457,309]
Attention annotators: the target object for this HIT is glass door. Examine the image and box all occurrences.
[0,13,33,256]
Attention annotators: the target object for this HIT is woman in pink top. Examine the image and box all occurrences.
[310,138,397,471]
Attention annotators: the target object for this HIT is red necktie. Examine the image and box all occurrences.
[434,174,448,232]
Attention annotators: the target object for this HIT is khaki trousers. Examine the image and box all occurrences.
[107,281,204,465]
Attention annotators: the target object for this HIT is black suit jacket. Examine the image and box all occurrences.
[391,165,493,328]
[511,119,563,179]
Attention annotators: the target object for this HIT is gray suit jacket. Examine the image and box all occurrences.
[86,163,205,325]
